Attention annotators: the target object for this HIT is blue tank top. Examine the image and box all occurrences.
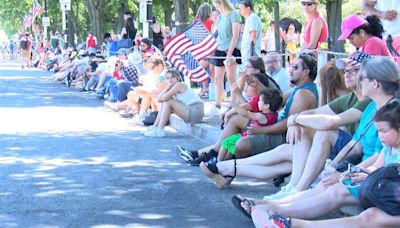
[279,82,319,120]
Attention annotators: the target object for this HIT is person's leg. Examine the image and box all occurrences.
[259,183,359,219]
[292,207,400,228]
[286,127,315,188]
[293,130,342,191]
[225,62,237,87]
[213,114,249,152]
[116,81,132,102]
[96,72,110,90]
[214,66,225,107]
[107,79,118,102]
[217,144,294,178]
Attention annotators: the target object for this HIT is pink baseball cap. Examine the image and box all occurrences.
[338,15,368,41]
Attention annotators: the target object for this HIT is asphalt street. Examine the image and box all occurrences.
[0,60,277,228]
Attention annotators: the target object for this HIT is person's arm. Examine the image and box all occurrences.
[160,82,186,102]
[227,17,241,59]
[305,18,323,49]
[248,89,316,135]
[291,108,363,130]
[362,0,398,20]
[232,102,267,123]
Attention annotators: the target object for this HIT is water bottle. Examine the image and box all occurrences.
[209,82,215,101]
[225,81,231,98]
[322,159,334,178]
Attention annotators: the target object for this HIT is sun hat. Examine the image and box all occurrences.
[338,15,368,41]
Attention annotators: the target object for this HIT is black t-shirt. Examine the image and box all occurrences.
[90,61,98,72]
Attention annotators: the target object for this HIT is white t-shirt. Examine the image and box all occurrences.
[241,12,262,63]
[375,0,400,38]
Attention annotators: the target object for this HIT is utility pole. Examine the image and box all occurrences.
[140,0,153,39]
[42,0,49,40]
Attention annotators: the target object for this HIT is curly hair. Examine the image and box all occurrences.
[260,88,283,112]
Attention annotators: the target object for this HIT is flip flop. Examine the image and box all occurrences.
[231,195,254,219]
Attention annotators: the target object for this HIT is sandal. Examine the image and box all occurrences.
[231,195,254,219]
[199,159,236,189]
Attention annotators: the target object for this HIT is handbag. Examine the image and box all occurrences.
[143,111,158,126]
[358,164,400,215]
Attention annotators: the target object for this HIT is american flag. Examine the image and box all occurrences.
[22,14,33,29]
[164,21,217,83]
[32,1,44,22]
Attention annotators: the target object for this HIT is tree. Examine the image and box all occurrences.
[172,0,189,33]
[86,0,106,44]
[325,0,343,52]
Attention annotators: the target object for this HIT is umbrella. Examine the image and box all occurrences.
[280,17,302,34]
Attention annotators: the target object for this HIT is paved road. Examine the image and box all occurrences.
[0,61,277,227]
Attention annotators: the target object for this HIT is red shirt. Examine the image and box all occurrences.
[247,96,260,112]
[304,12,328,49]
[113,69,122,80]
[203,18,214,32]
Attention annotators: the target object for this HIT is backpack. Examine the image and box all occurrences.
[358,164,400,216]
[51,37,59,48]
[87,35,96,48]
[20,39,27,50]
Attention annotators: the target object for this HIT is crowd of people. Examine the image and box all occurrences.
[3,0,400,226]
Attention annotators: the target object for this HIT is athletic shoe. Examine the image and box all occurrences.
[263,185,297,200]
[144,127,165,137]
[176,145,198,162]
[189,149,218,166]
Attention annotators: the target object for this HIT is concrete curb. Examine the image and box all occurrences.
[169,114,221,145]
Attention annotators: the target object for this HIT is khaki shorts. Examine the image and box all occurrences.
[22,49,31,58]
[187,102,204,123]
[248,133,286,155]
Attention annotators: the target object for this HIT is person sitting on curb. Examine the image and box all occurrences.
[231,56,399,223]
[217,88,282,162]
[142,69,204,137]
[104,48,141,107]
[250,100,400,227]
[176,57,280,164]
[197,52,372,191]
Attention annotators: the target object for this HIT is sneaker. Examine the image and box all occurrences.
[104,101,118,111]
[141,126,154,135]
[263,185,297,200]
[190,149,218,166]
[129,115,144,126]
[119,109,134,118]
[272,174,290,187]
[176,145,198,162]
[144,128,165,137]
[79,87,89,92]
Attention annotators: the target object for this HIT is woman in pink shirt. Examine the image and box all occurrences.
[338,14,389,56]
[301,0,328,50]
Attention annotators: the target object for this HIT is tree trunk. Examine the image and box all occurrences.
[273,0,280,53]
[116,0,127,34]
[86,0,105,45]
[173,0,189,33]
[164,6,174,28]
[326,0,344,52]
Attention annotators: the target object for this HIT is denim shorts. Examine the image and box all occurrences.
[329,129,352,160]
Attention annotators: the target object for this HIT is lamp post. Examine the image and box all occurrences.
[60,0,71,47]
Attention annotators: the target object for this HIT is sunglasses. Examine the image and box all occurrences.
[301,2,315,6]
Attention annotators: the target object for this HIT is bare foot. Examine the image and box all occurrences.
[199,162,231,189]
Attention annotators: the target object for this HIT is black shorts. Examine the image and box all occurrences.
[213,48,242,67]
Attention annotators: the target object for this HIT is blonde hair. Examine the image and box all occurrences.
[214,0,235,13]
